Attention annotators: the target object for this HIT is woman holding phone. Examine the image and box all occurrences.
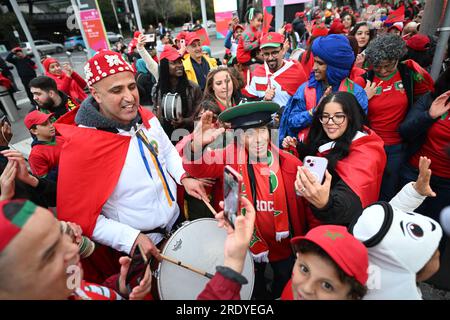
[285,92,386,226]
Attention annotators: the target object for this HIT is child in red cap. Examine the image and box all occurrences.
[199,218,369,300]
[284,225,368,300]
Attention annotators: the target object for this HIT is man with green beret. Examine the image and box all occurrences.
[183,101,320,299]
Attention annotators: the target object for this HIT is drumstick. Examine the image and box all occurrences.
[202,198,218,216]
[160,254,214,279]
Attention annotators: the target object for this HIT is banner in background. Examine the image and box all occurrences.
[195,27,211,46]
[78,0,110,56]
[266,0,311,5]
[213,0,238,39]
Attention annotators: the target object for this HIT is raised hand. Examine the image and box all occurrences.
[216,197,256,274]
[413,156,436,197]
[191,111,225,153]
[282,136,298,149]
[428,90,450,120]
[136,33,146,50]
[295,166,332,209]
[0,160,17,200]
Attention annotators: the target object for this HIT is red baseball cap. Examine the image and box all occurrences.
[233,24,244,32]
[291,225,369,286]
[285,23,293,33]
[159,45,182,61]
[260,32,284,49]
[11,47,22,53]
[24,110,54,130]
[329,19,347,34]
[185,33,201,46]
[176,31,188,41]
[295,12,305,18]
[406,34,430,51]
[311,23,329,38]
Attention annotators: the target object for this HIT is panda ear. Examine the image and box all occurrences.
[351,202,393,247]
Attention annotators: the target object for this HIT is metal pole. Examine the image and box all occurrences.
[124,0,134,32]
[200,0,208,29]
[10,0,44,74]
[189,0,193,24]
[420,0,446,38]
[131,0,143,31]
[110,0,123,36]
[275,0,284,31]
[430,2,450,80]
[71,0,92,58]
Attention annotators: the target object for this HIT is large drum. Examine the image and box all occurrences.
[155,218,254,300]
[161,92,182,121]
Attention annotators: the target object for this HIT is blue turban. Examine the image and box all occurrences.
[312,34,355,88]
[136,59,149,74]
[202,46,212,56]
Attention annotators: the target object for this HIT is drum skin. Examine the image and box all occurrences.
[156,218,254,300]
[162,93,182,121]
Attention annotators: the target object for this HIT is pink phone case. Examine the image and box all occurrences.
[303,156,328,184]
[224,165,243,227]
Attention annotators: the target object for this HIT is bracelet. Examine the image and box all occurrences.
[180,172,190,182]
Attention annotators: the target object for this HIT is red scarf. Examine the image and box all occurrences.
[238,144,290,262]
[318,127,386,207]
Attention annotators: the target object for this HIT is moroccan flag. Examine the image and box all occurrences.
[194,27,211,46]
[262,8,273,34]
[385,5,405,24]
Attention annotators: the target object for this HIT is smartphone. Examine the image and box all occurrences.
[144,34,155,43]
[223,165,243,229]
[125,244,150,292]
[303,156,328,184]
[180,39,186,46]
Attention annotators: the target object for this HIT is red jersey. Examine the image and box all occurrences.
[237,26,260,64]
[247,60,308,108]
[409,113,450,178]
[367,71,408,145]
[29,135,65,178]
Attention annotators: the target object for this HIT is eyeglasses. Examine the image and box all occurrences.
[262,50,281,59]
[319,113,346,125]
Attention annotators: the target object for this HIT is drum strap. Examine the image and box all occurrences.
[142,227,168,236]
[136,130,175,205]
[246,162,257,208]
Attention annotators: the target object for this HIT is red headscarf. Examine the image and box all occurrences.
[42,57,87,103]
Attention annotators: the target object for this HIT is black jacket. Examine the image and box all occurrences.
[6,52,36,79]
[136,72,155,106]
[310,171,362,226]
[0,56,13,78]
[398,92,437,160]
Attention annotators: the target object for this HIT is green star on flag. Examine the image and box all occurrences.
[324,230,344,241]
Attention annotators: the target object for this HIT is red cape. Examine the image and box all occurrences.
[320,127,386,208]
[54,106,155,237]
[281,279,293,300]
